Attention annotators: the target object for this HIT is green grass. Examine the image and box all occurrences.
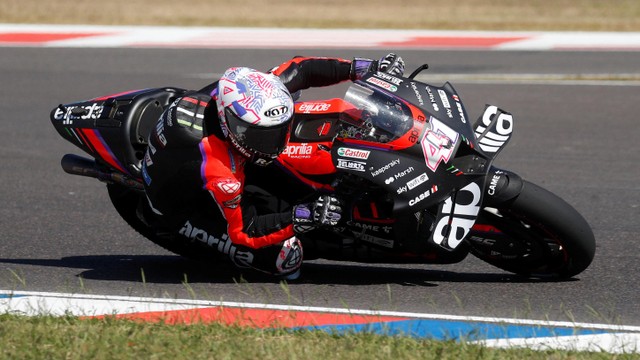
[0,314,632,360]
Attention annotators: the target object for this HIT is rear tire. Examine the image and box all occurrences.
[467,181,595,278]
[106,184,223,262]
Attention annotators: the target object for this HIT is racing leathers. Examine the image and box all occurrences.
[141,57,371,276]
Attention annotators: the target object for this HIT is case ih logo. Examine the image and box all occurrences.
[337,147,370,160]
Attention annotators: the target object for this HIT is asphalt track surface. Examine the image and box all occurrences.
[1,47,638,326]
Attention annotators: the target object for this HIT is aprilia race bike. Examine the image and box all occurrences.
[50,66,596,279]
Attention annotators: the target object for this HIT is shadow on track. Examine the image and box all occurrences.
[0,255,578,286]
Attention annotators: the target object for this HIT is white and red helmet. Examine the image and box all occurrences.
[215,67,294,165]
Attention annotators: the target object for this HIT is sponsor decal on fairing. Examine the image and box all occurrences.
[487,174,501,196]
[366,77,398,92]
[425,86,440,112]
[53,103,104,125]
[337,147,370,160]
[455,101,467,124]
[410,82,424,106]
[394,166,414,180]
[437,89,454,118]
[370,159,400,177]
[282,143,313,158]
[432,181,482,249]
[298,103,331,113]
[408,127,421,143]
[357,233,394,248]
[409,185,438,205]
[437,89,451,109]
[474,105,514,153]
[375,72,403,85]
[406,172,429,190]
[336,159,366,172]
[347,221,393,234]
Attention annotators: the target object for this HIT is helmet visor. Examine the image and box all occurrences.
[225,108,291,156]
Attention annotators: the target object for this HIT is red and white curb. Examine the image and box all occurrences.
[1,290,639,354]
[1,24,640,50]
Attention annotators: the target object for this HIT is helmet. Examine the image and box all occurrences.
[215,67,294,165]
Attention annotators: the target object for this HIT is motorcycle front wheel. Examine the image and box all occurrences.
[467,180,595,279]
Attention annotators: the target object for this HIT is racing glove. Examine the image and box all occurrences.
[378,53,405,77]
[292,195,343,232]
[350,53,405,80]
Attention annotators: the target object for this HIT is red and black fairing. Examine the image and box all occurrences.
[330,75,486,207]
[275,98,346,191]
[49,87,186,178]
[285,72,513,252]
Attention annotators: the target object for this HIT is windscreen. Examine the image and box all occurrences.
[338,83,413,143]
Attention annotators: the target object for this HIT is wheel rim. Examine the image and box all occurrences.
[467,208,572,277]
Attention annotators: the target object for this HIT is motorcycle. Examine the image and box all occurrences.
[49,65,596,279]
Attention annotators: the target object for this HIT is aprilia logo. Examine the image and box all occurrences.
[299,103,331,113]
[282,143,313,157]
[475,105,513,154]
[432,181,482,249]
[178,221,254,267]
[53,103,104,125]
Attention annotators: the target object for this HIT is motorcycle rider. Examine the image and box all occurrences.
[140,53,405,279]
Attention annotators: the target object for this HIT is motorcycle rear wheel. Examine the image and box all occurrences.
[467,180,595,279]
[106,183,223,262]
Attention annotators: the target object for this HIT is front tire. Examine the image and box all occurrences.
[467,180,595,278]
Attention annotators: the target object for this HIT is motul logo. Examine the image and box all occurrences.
[264,105,289,118]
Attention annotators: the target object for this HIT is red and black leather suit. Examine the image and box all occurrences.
[141,57,354,276]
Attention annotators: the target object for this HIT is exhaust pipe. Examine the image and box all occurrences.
[61,154,144,190]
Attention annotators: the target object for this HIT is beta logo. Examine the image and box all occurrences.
[216,179,241,194]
